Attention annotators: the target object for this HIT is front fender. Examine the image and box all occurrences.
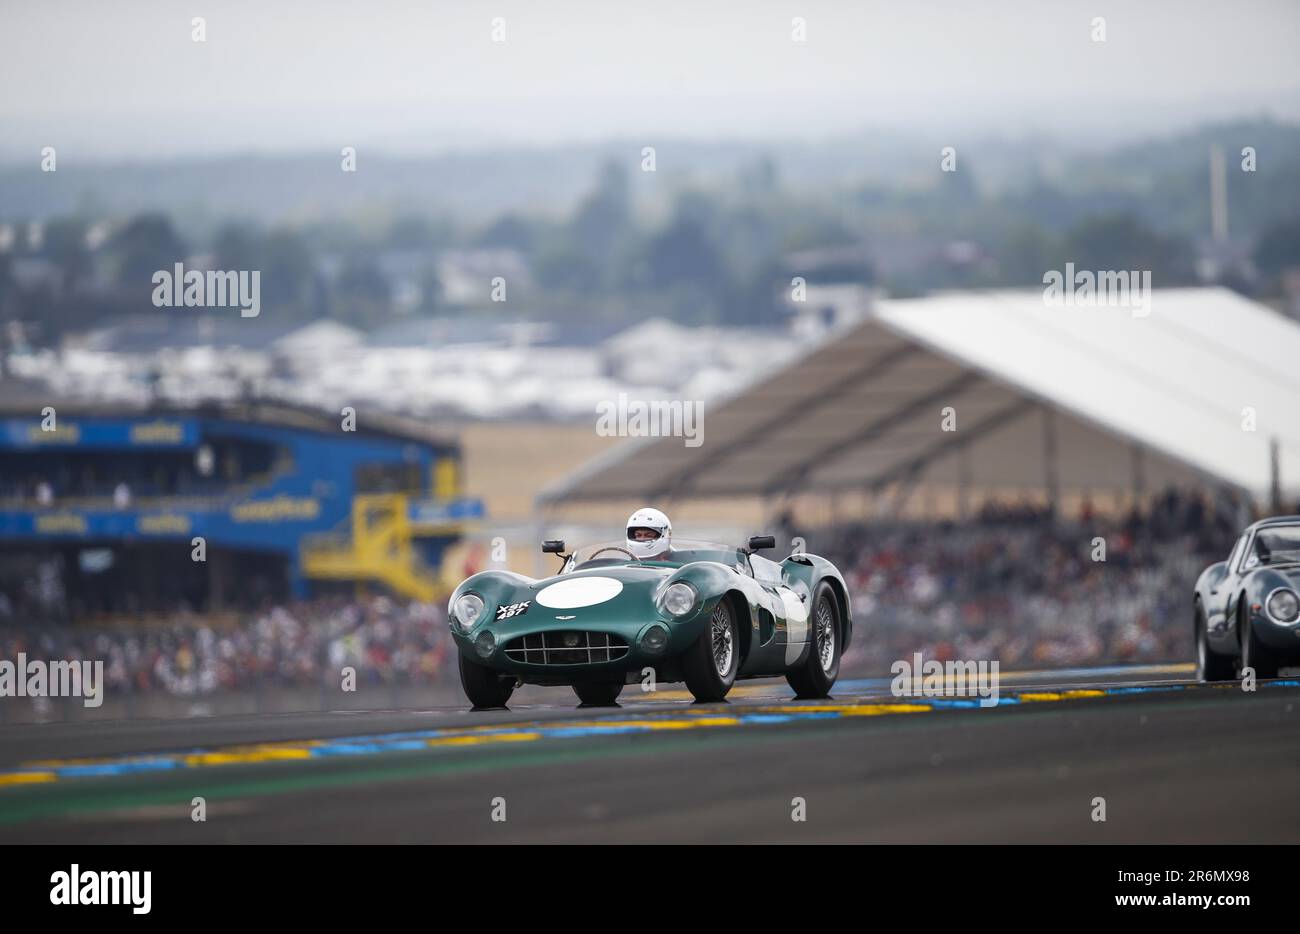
[669,561,769,668]
[1243,570,1300,652]
[448,570,535,630]
[783,552,853,651]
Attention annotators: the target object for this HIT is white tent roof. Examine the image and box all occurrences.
[539,288,1300,505]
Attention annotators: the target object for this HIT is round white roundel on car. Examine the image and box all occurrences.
[535,576,624,609]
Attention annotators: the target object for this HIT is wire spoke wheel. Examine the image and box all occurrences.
[711,603,734,676]
[816,599,836,673]
[684,598,738,702]
[787,583,840,699]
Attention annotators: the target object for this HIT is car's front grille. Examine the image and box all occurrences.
[503,631,630,665]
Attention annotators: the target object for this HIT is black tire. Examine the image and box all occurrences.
[1195,601,1235,682]
[573,681,623,707]
[683,598,740,702]
[787,582,842,698]
[1240,602,1280,680]
[458,652,514,709]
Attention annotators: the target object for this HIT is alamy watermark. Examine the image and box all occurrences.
[0,654,104,708]
[595,393,703,448]
[152,263,261,317]
[1042,263,1151,317]
[890,652,1000,708]
[50,865,150,914]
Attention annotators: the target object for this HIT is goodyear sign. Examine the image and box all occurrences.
[230,497,321,523]
[137,513,193,535]
[34,513,89,535]
[0,418,197,450]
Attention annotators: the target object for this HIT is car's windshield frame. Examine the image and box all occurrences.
[562,539,749,574]
[1244,524,1300,570]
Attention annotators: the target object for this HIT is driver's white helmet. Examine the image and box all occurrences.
[626,507,672,560]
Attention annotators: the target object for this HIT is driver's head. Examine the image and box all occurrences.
[626,507,672,560]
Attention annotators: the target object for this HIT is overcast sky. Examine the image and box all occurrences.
[2,0,1298,160]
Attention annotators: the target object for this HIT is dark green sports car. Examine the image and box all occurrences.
[447,536,852,708]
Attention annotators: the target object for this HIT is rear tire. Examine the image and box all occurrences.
[683,598,739,702]
[1195,602,1235,682]
[458,652,514,709]
[573,682,623,707]
[787,583,841,698]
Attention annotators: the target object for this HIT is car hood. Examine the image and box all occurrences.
[543,564,677,586]
[464,565,680,635]
[1245,565,1300,592]
[523,565,674,604]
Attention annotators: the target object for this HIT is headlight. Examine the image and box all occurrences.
[662,582,698,617]
[474,630,496,659]
[1266,589,1300,624]
[452,593,485,631]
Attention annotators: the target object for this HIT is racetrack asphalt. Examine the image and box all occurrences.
[1,663,1297,843]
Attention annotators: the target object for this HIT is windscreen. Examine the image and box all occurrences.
[1249,525,1300,567]
[564,539,747,572]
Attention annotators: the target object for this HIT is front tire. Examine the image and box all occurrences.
[573,682,623,707]
[787,583,841,698]
[1195,601,1234,682]
[683,598,739,702]
[458,652,514,709]
[1240,607,1280,680]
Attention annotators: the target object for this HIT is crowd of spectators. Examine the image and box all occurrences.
[0,597,453,698]
[820,489,1249,673]
[0,488,1272,697]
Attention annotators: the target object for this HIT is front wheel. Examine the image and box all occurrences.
[1241,613,1280,680]
[787,582,841,698]
[573,681,623,707]
[683,598,739,702]
[458,652,515,709]
[1195,602,1234,682]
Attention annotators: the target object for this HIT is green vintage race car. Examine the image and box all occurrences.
[447,536,853,708]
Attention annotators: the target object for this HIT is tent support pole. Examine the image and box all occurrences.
[1043,406,1059,519]
[958,443,971,521]
[1131,444,1146,510]
[1270,436,1282,513]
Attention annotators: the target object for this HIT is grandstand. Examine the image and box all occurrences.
[0,399,482,621]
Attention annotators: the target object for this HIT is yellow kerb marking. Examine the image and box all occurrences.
[427,731,540,747]
[480,731,541,742]
[535,717,737,731]
[0,771,57,786]
[1017,690,1105,702]
[184,746,313,766]
[676,716,741,727]
[750,703,928,715]
[839,704,932,716]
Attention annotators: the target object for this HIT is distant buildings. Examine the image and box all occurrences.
[4,312,819,423]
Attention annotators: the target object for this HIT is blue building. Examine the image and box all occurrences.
[0,400,482,619]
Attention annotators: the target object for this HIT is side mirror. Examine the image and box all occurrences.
[747,535,776,552]
[542,540,566,554]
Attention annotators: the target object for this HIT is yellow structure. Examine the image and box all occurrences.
[301,494,451,602]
